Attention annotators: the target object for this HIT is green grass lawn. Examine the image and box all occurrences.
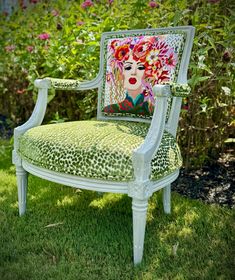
[0,140,234,280]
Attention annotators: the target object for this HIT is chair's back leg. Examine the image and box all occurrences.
[163,184,171,214]
[132,198,148,265]
[16,166,28,216]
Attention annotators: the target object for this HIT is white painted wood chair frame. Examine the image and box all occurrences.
[12,26,195,265]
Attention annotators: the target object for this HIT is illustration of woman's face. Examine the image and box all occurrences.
[123,55,145,92]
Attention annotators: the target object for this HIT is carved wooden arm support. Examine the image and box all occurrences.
[131,82,190,184]
[132,84,170,182]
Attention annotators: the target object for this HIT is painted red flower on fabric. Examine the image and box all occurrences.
[154,69,170,83]
[165,51,177,68]
[132,40,153,62]
[145,60,163,78]
[38,33,50,40]
[114,45,130,61]
[110,40,119,51]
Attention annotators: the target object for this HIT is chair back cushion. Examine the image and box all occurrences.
[98,27,194,121]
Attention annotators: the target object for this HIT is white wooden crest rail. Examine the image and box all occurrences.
[12,26,195,265]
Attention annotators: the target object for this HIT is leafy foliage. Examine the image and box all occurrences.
[0,0,234,167]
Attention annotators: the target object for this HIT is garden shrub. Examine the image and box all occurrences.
[0,0,234,167]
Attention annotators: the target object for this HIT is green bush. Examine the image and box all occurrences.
[0,0,234,167]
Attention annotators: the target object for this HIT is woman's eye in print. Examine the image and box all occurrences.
[124,65,132,71]
[137,65,145,70]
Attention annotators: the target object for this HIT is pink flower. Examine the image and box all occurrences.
[30,0,39,3]
[108,0,114,4]
[26,46,34,52]
[76,21,85,26]
[148,1,159,8]
[17,89,26,94]
[51,9,59,16]
[38,33,50,40]
[81,0,94,9]
[5,45,15,52]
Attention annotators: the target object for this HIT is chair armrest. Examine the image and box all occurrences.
[34,78,80,91]
[132,85,170,181]
[34,75,102,91]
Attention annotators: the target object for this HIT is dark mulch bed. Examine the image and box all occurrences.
[172,148,235,208]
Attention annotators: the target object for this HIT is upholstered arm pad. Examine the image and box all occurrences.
[34,78,80,90]
[169,83,191,97]
[153,83,191,98]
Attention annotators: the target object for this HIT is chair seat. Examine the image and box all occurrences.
[18,120,182,182]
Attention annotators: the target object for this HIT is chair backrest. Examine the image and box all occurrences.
[97,26,195,124]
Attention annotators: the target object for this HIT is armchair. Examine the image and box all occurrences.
[12,26,195,265]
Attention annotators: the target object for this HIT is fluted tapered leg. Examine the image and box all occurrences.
[163,184,171,214]
[16,166,28,216]
[132,198,148,265]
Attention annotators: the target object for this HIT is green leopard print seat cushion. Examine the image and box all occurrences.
[18,120,182,181]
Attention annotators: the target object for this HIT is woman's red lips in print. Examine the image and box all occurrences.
[129,77,137,84]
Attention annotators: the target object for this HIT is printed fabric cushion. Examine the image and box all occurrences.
[18,120,182,182]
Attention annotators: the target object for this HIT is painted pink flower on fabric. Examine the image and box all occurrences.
[81,0,94,9]
[142,80,155,104]
[51,9,59,16]
[165,50,177,69]
[148,1,159,8]
[76,21,85,26]
[5,45,15,52]
[38,33,50,40]
[26,46,34,53]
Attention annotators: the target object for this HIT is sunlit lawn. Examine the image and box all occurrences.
[0,140,234,279]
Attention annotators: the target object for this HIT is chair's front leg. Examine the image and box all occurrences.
[163,184,171,214]
[132,198,148,265]
[16,165,28,216]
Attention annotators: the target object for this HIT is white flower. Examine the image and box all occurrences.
[221,86,231,96]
